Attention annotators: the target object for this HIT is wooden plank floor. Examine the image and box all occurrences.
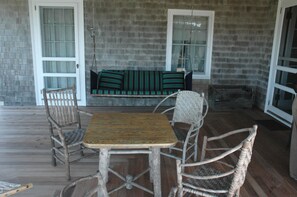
[1,106,297,197]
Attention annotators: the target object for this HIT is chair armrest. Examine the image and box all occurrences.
[47,116,62,129]
[77,109,93,117]
[152,91,179,113]
[168,187,178,197]
[0,182,33,196]
[207,126,256,142]
[182,144,240,168]
[201,97,209,120]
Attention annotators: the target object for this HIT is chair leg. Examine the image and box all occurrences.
[51,151,57,167]
[64,148,71,180]
[51,140,57,167]
[194,142,198,162]
[80,145,84,157]
[194,135,199,162]
[149,152,153,182]
[65,160,71,180]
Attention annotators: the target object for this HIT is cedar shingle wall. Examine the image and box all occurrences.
[85,0,278,107]
[0,0,34,106]
[0,0,277,107]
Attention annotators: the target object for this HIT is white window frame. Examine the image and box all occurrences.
[166,9,215,79]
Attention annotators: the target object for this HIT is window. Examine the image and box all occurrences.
[166,9,215,79]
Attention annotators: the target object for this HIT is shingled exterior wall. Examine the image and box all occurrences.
[84,0,278,107]
[0,0,277,108]
[0,0,34,106]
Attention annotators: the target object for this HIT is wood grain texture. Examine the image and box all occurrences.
[83,113,177,149]
[0,106,297,197]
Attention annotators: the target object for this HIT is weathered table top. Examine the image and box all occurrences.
[83,113,177,149]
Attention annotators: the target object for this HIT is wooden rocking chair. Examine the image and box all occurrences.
[43,86,97,180]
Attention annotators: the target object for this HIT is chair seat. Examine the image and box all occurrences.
[172,123,191,141]
[61,176,98,197]
[173,127,188,141]
[59,172,108,197]
[185,165,233,196]
[53,128,85,146]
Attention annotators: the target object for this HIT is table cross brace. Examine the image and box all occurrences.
[108,167,154,195]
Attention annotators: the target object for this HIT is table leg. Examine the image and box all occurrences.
[151,147,161,197]
[149,152,153,182]
[98,148,110,196]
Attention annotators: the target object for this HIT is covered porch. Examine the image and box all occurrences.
[0,106,296,196]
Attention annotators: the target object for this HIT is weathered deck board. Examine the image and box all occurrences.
[0,106,297,196]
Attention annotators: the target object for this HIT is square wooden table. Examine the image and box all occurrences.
[83,112,177,197]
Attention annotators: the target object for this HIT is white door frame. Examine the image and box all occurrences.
[28,0,86,106]
[265,0,297,126]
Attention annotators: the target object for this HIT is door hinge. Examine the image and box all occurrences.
[76,64,79,68]
[35,5,36,10]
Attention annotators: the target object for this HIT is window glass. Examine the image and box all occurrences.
[40,7,75,57]
[167,10,214,79]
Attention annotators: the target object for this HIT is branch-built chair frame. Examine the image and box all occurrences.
[59,172,108,197]
[43,86,96,180]
[0,181,33,197]
[153,90,208,163]
[171,125,258,197]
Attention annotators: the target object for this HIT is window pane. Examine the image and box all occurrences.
[275,70,297,89]
[190,16,208,45]
[272,87,294,114]
[277,58,297,68]
[172,16,186,44]
[40,7,75,57]
[277,6,297,68]
[171,14,209,73]
[44,77,76,89]
[43,61,76,73]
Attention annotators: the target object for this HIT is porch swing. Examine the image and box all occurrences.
[89,2,192,98]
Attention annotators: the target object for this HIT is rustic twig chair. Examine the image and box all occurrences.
[59,172,108,197]
[43,86,96,180]
[170,125,258,197]
[153,90,208,163]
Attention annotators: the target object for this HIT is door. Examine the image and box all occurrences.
[266,0,297,126]
[29,0,85,105]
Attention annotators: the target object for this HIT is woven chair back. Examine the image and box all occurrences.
[172,91,205,125]
[228,126,257,196]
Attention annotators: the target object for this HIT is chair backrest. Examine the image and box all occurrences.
[172,91,208,126]
[181,122,203,163]
[227,126,257,196]
[175,125,257,197]
[43,87,80,128]
[60,172,108,197]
